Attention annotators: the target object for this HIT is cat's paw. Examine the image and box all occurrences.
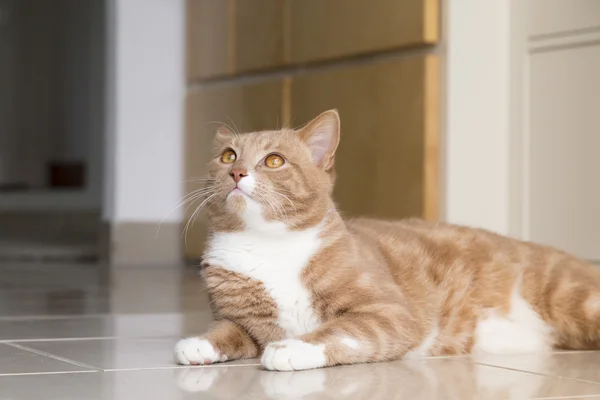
[174,338,228,366]
[261,339,326,371]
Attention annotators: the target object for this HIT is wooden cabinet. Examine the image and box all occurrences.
[187,0,439,79]
[184,0,440,258]
[290,56,439,220]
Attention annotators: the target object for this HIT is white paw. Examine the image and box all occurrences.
[261,339,326,371]
[174,338,228,365]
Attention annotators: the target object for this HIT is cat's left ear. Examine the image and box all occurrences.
[297,109,340,170]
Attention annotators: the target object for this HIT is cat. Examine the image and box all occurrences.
[175,109,600,371]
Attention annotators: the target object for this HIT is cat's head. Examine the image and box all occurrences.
[203,110,340,232]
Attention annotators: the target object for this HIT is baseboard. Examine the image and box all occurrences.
[105,222,183,266]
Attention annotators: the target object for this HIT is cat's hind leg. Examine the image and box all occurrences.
[521,258,600,350]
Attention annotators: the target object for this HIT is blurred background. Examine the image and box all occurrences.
[0,0,598,274]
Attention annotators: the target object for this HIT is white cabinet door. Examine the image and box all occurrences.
[527,1,600,261]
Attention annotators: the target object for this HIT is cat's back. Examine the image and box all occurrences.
[345,217,490,252]
[345,217,531,278]
[344,216,584,287]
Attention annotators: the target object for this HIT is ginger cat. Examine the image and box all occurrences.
[175,110,600,371]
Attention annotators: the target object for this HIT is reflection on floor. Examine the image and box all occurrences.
[2,263,600,400]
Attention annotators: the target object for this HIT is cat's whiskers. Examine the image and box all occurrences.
[156,186,218,237]
[269,189,297,216]
[267,188,290,221]
[183,191,221,245]
[185,177,217,183]
[255,190,287,222]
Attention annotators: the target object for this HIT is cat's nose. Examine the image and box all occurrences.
[230,168,248,183]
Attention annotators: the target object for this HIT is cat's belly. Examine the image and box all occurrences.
[474,288,554,354]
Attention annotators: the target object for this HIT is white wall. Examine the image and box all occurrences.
[445,0,510,235]
[444,0,527,237]
[104,0,185,223]
[445,0,600,261]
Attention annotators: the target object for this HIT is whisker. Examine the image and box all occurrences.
[257,188,288,222]
[183,192,220,246]
[185,177,217,183]
[156,183,222,237]
[270,190,297,215]
[226,116,241,137]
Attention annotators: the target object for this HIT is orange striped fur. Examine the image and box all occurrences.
[175,110,600,371]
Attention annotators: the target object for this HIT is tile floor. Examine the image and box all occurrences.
[2,263,600,399]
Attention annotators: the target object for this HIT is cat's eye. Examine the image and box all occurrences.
[221,149,236,164]
[265,154,285,168]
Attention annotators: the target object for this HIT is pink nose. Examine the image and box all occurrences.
[230,168,248,183]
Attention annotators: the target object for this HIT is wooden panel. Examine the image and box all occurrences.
[187,0,439,80]
[530,0,600,37]
[186,0,230,80]
[290,56,439,220]
[235,0,285,72]
[184,80,284,258]
[288,0,439,64]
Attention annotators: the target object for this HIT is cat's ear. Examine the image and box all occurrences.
[297,109,340,170]
[214,126,233,141]
[216,125,233,138]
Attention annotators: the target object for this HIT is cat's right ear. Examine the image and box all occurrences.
[215,126,233,141]
[297,109,340,171]
[213,126,235,149]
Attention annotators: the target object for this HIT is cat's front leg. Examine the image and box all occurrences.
[261,303,423,371]
[175,319,258,365]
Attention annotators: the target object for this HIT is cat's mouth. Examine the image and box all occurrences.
[228,186,249,198]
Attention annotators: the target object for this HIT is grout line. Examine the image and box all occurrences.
[0,370,98,378]
[0,314,109,321]
[103,363,261,372]
[531,396,600,400]
[475,362,600,386]
[0,336,122,343]
[5,342,102,371]
[0,335,188,343]
[0,311,210,322]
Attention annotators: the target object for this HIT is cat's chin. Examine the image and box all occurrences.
[227,193,247,209]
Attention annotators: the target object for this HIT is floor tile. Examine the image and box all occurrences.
[0,264,209,317]
[0,312,213,341]
[532,397,600,400]
[19,337,259,371]
[2,358,600,400]
[0,343,92,375]
[475,351,600,385]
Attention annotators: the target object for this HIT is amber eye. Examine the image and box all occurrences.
[221,149,236,164]
[265,154,285,168]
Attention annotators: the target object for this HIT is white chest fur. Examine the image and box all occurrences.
[204,222,323,339]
